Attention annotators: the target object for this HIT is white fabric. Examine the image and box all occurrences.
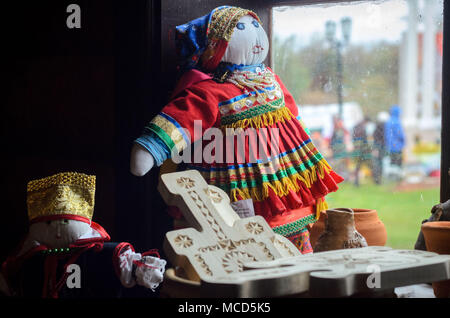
[221,15,269,66]
[27,219,92,249]
[130,143,155,176]
[394,284,435,298]
[77,227,102,240]
[117,248,142,288]
[117,249,167,291]
[19,220,103,256]
[135,256,167,291]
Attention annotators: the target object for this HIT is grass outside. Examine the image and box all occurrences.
[325,182,440,250]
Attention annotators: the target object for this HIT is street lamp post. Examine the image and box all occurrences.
[326,17,352,120]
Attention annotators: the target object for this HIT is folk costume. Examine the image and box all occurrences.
[135,6,343,254]
[1,172,165,298]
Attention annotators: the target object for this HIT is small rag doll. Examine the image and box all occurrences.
[130,6,343,254]
[1,172,166,298]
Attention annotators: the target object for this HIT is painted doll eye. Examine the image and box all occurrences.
[236,22,245,30]
[252,20,259,28]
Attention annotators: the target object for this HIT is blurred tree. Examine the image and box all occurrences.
[273,35,399,117]
[272,35,311,104]
[345,42,399,118]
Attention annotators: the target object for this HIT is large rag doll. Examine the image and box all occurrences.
[1,172,166,297]
[130,6,343,254]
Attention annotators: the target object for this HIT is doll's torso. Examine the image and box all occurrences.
[149,66,343,237]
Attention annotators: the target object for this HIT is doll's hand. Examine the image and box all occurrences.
[130,143,155,176]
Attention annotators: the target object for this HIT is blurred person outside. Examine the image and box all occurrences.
[330,116,352,180]
[385,105,405,168]
[352,116,372,186]
[372,111,389,184]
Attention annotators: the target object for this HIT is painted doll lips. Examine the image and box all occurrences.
[253,45,264,54]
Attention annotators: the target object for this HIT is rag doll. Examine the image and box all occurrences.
[1,172,166,298]
[130,6,343,254]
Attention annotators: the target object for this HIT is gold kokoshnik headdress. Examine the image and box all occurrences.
[27,172,96,224]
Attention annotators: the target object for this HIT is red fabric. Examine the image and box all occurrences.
[158,71,343,228]
[2,223,110,298]
[201,39,229,73]
[171,69,212,99]
[268,206,314,228]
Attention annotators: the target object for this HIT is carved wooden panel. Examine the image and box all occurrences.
[159,170,450,297]
[159,170,301,282]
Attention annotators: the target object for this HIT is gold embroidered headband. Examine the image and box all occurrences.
[27,172,96,222]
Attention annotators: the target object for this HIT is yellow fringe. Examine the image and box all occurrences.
[229,159,331,204]
[222,107,294,131]
[250,187,262,202]
[315,197,329,220]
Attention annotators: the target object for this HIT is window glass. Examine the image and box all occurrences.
[273,0,444,249]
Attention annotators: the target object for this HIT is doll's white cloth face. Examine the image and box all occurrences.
[28,219,92,248]
[221,15,269,66]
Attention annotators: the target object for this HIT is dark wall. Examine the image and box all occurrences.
[0,0,275,263]
[0,0,172,262]
[0,0,117,262]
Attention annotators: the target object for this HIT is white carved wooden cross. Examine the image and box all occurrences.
[158,170,301,282]
[159,170,450,297]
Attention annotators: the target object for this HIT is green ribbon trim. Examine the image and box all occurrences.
[272,214,317,237]
[146,123,176,151]
[209,154,326,192]
[220,98,284,126]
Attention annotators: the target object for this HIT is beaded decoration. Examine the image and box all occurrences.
[226,66,278,104]
[40,247,76,255]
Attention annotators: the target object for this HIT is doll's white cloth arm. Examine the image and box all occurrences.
[131,129,172,176]
[130,143,155,176]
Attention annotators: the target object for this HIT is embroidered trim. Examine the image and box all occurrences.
[220,99,285,126]
[208,7,260,42]
[218,85,276,107]
[27,172,96,222]
[272,214,316,237]
[286,227,313,254]
[146,113,189,153]
[27,172,95,192]
[221,105,293,130]
[193,158,332,205]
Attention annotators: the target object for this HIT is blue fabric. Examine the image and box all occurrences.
[134,131,171,167]
[175,6,230,72]
[223,63,265,73]
[384,105,405,153]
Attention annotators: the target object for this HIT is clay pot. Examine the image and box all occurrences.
[310,208,387,248]
[421,221,450,298]
[314,208,368,252]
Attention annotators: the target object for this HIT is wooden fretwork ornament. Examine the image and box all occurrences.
[159,170,450,297]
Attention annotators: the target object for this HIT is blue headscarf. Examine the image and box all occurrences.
[175,10,214,72]
[174,6,260,73]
